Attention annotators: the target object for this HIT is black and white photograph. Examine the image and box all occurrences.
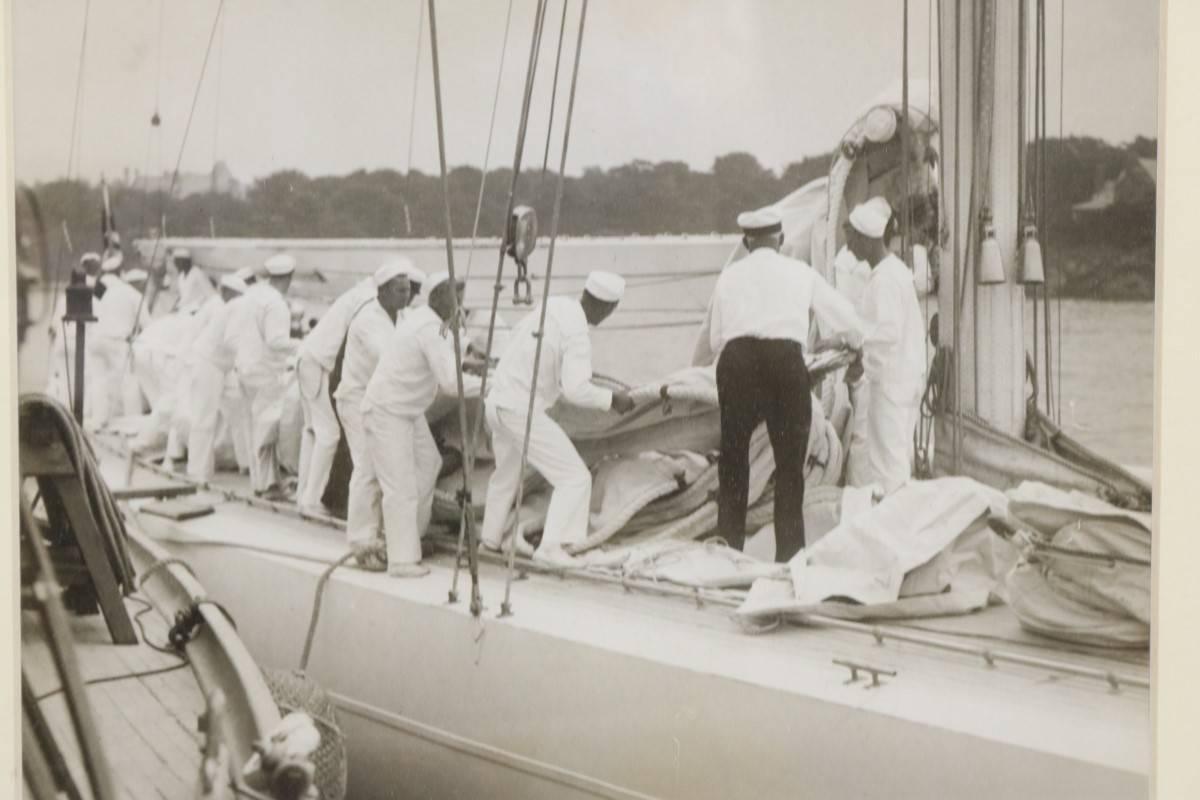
[5,0,1176,797]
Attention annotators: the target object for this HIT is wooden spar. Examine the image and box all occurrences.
[939,0,1026,440]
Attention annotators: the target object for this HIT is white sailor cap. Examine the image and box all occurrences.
[172,248,191,261]
[101,253,124,272]
[80,252,101,267]
[373,258,413,288]
[234,266,257,283]
[849,196,892,238]
[584,270,625,303]
[108,231,122,245]
[220,274,248,293]
[427,270,463,295]
[406,266,428,288]
[264,253,297,276]
[736,208,783,235]
[124,268,149,284]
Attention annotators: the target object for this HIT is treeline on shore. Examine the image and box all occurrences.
[20,136,1156,300]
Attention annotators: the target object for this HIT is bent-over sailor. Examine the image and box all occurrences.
[185,274,249,479]
[360,271,480,577]
[481,270,634,567]
[708,209,863,562]
[295,272,378,514]
[232,253,299,498]
[333,260,413,564]
[843,197,927,494]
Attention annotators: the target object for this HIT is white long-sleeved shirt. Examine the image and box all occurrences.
[94,274,149,342]
[194,296,244,372]
[486,296,612,414]
[177,265,215,311]
[230,283,296,382]
[861,254,927,389]
[707,247,864,361]
[333,299,398,411]
[299,278,376,372]
[362,305,482,418]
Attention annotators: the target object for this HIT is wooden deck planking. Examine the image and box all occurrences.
[23,599,207,799]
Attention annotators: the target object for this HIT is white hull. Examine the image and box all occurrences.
[109,454,1149,800]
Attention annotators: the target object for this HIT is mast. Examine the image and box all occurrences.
[938,0,1025,443]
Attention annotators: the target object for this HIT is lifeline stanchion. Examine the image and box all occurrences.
[500,0,590,619]
[426,0,484,617]
[447,0,549,607]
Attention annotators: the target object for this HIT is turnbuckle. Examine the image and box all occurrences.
[513,270,533,305]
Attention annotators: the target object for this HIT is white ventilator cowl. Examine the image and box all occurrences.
[849,196,893,238]
[374,258,413,288]
[264,253,297,276]
[584,270,625,302]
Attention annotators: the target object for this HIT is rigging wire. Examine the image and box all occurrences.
[126,0,228,356]
[500,0,590,618]
[405,0,426,177]
[1056,0,1065,424]
[210,7,226,237]
[447,0,551,603]
[463,0,517,283]
[537,0,571,188]
[426,0,485,616]
[1040,0,1054,420]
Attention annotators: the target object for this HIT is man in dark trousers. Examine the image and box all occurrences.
[708,209,864,562]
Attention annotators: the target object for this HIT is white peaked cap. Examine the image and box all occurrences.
[849,196,892,238]
[220,274,248,293]
[585,270,625,303]
[426,270,455,295]
[234,266,257,282]
[373,258,413,288]
[173,248,191,260]
[124,268,149,283]
[101,253,124,272]
[736,208,783,234]
[264,253,297,276]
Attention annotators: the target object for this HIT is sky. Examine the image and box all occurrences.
[10,0,1160,185]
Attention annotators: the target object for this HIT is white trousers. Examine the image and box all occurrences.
[866,380,921,495]
[224,376,251,472]
[339,398,382,547]
[87,337,126,428]
[296,355,339,507]
[187,359,227,479]
[844,379,872,488]
[239,372,286,493]
[362,406,442,567]
[481,403,592,551]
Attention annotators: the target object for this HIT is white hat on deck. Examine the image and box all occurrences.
[220,274,248,293]
[373,258,414,288]
[124,268,149,284]
[736,208,783,235]
[264,253,297,276]
[849,196,892,238]
[234,266,257,283]
[584,270,625,303]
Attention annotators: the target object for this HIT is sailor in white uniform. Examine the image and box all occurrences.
[90,254,150,429]
[186,275,249,479]
[171,248,215,311]
[232,254,299,497]
[332,261,413,560]
[706,209,863,562]
[361,271,481,577]
[481,271,634,567]
[843,197,927,494]
[295,273,378,514]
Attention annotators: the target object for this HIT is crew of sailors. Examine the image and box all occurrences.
[72,197,922,576]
